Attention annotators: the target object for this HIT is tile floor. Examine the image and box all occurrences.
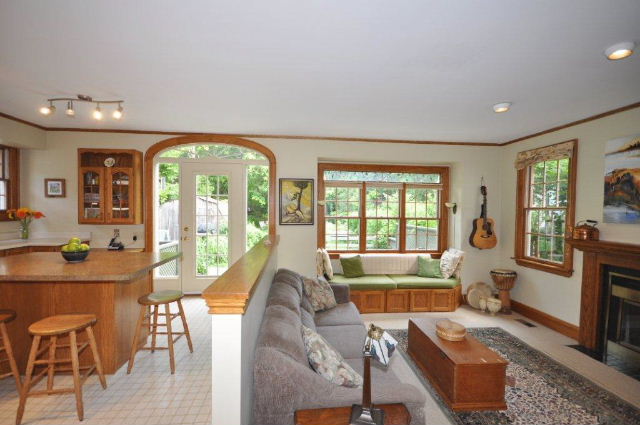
[2,299,639,425]
[0,296,211,425]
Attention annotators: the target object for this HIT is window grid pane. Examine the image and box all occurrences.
[325,186,361,250]
[365,187,400,250]
[525,157,570,264]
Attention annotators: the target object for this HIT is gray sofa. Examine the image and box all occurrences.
[253,269,426,425]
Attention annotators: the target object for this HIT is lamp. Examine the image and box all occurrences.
[350,324,398,425]
[39,94,124,120]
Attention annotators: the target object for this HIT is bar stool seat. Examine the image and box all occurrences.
[16,314,107,425]
[128,290,193,374]
[0,309,21,393]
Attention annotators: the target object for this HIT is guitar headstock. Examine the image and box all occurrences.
[480,185,487,196]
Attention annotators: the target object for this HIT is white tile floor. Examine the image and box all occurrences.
[0,296,211,425]
[2,300,638,425]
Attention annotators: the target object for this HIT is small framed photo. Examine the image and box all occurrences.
[279,178,314,225]
[45,178,66,198]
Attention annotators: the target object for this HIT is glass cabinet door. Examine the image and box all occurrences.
[81,168,104,222]
[109,169,132,222]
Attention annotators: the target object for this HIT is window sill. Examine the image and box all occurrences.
[514,257,573,277]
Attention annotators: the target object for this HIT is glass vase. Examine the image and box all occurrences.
[20,222,29,240]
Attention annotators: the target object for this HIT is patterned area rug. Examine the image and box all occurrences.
[387,328,640,425]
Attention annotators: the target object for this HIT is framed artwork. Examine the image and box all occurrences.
[45,178,66,198]
[279,178,314,225]
[604,134,640,224]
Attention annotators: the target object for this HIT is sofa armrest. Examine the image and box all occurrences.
[330,283,350,304]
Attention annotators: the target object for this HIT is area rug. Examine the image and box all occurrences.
[387,328,640,425]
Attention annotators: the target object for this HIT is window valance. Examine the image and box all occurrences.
[514,140,576,170]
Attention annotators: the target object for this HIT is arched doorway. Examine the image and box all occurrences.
[144,135,276,293]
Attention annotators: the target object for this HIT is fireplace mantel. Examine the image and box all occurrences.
[566,238,640,349]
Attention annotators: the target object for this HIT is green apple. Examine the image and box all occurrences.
[69,237,82,245]
[68,243,80,252]
[61,244,70,252]
[79,244,90,252]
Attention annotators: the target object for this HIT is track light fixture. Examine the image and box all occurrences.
[39,95,124,120]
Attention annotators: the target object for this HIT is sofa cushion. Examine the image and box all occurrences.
[258,305,308,366]
[340,255,365,278]
[301,308,316,332]
[300,293,315,317]
[302,325,363,388]
[329,274,397,290]
[389,274,460,289]
[274,268,304,298]
[317,324,367,359]
[303,276,337,312]
[267,281,301,316]
[314,302,362,327]
[332,254,420,275]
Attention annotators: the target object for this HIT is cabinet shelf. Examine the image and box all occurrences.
[78,149,143,225]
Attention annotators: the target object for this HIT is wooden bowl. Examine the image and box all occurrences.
[436,319,467,342]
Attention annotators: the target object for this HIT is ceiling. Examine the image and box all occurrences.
[0,1,639,143]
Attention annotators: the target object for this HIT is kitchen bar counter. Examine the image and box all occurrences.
[0,250,181,374]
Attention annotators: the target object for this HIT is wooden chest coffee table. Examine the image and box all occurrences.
[408,318,508,411]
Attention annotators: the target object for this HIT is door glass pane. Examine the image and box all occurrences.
[195,174,229,277]
[111,171,131,219]
[157,163,180,277]
[82,171,102,220]
[247,165,269,250]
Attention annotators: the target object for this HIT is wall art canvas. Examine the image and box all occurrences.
[604,134,640,224]
[280,178,314,225]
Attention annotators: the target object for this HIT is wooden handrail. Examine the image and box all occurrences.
[202,235,279,314]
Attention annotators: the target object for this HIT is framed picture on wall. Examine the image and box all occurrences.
[604,134,640,224]
[279,178,314,225]
[45,178,66,198]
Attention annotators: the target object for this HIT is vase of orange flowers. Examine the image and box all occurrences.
[7,207,45,240]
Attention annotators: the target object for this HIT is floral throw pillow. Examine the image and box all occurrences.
[302,325,363,388]
[303,276,337,312]
[440,249,463,279]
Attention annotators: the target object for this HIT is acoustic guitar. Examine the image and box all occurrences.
[469,185,497,249]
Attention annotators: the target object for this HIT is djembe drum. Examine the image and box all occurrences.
[490,269,517,314]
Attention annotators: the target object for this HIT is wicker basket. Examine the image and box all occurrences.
[435,319,467,342]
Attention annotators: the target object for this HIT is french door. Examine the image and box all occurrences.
[179,162,245,293]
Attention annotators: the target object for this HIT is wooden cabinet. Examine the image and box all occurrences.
[350,290,386,313]
[350,286,461,313]
[386,290,409,312]
[78,149,143,224]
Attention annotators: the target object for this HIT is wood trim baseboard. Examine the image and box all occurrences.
[511,300,579,340]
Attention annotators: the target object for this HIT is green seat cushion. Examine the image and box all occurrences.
[329,274,397,290]
[388,274,460,289]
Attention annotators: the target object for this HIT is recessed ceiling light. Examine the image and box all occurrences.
[493,102,512,113]
[604,42,635,60]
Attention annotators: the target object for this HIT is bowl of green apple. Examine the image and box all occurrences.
[61,238,90,263]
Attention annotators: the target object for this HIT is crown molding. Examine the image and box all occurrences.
[2,101,639,147]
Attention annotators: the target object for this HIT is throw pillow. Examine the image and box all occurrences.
[418,255,443,278]
[300,293,316,317]
[302,276,337,312]
[440,249,463,279]
[340,255,365,278]
[316,249,325,277]
[301,325,363,388]
[321,248,334,280]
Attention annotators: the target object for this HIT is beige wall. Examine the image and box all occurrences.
[499,107,640,325]
[0,115,46,149]
[17,130,503,288]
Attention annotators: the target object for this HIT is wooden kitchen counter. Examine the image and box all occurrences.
[0,250,181,374]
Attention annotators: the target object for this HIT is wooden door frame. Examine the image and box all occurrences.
[144,135,276,252]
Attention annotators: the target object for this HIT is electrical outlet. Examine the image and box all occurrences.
[133,235,138,242]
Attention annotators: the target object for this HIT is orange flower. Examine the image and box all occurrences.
[16,209,27,219]
[33,211,45,219]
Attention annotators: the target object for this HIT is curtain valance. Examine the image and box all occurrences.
[514,140,575,170]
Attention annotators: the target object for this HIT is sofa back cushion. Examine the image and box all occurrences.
[257,305,308,366]
[332,254,420,275]
[273,268,304,298]
[267,281,301,316]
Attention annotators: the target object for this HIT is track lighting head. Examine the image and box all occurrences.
[92,104,103,120]
[112,103,123,120]
[65,101,75,117]
[39,101,55,116]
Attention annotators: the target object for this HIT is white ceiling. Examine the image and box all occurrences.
[0,0,639,143]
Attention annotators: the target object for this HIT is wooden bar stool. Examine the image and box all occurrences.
[0,309,21,393]
[127,290,193,374]
[16,314,107,425]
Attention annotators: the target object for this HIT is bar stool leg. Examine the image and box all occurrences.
[46,336,57,391]
[69,331,84,421]
[165,303,176,374]
[151,306,159,353]
[0,322,21,393]
[16,335,40,425]
[177,300,193,353]
[127,305,146,374]
[86,326,107,389]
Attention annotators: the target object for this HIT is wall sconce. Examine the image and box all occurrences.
[445,202,457,214]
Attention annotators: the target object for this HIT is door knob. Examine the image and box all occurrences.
[183,226,189,232]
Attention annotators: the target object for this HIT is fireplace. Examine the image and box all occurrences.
[602,267,640,376]
[567,238,640,380]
